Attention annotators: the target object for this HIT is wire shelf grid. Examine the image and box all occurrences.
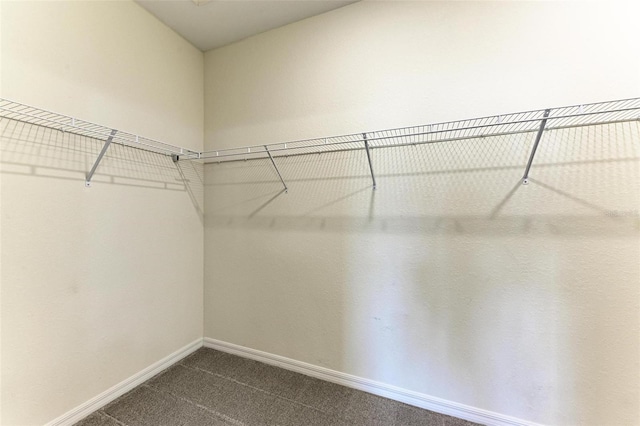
[199,97,640,163]
[1,97,638,166]
[0,98,199,158]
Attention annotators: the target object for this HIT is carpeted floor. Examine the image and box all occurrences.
[75,348,480,426]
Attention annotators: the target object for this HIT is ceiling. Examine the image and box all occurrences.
[135,0,358,52]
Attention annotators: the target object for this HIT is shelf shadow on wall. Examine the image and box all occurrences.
[203,121,640,422]
[176,158,205,224]
[204,122,640,237]
[0,118,204,221]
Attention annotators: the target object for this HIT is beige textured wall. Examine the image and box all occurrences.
[0,1,204,425]
[203,2,640,425]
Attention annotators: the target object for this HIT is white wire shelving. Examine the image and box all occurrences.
[199,97,640,190]
[0,98,200,186]
[1,97,639,188]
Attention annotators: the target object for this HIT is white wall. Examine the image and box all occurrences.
[203,2,640,425]
[204,1,640,149]
[0,2,204,424]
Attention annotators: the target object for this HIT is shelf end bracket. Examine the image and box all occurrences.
[265,145,288,193]
[363,133,376,190]
[522,109,551,185]
[85,129,117,187]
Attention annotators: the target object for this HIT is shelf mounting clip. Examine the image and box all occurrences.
[363,133,376,190]
[522,109,551,185]
[264,145,288,193]
[85,129,117,187]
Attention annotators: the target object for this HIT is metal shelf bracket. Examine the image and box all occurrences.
[265,145,288,193]
[522,109,551,185]
[2,97,638,189]
[85,129,117,187]
[363,133,376,190]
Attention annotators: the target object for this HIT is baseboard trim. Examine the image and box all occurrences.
[203,337,541,426]
[46,338,203,426]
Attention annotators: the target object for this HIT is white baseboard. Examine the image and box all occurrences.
[46,338,203,426]
[203,337,541,426]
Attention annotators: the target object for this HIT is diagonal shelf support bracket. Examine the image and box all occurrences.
[363,133,376,190]
[265,145,288,193]
[85,129,117,187]
[522,109,551,185]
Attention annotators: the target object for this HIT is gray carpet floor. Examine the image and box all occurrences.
[75,348,480,426]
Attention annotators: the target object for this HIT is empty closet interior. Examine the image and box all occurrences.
[1,1,639,426]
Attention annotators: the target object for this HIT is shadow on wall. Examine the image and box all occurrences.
[204,122,640,236]
[0,118,204,222]
[203,121,639,424]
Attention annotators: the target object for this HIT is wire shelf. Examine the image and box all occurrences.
[199,97,640,163]
[1,96,638,188]
[0,98,200,158]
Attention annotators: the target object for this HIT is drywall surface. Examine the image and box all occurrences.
[203,2,640,425]
[0,1,204,424]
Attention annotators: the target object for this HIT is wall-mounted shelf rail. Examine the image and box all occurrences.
[199,97,640,188]
[0,98,200,185]
[1,97,638,187]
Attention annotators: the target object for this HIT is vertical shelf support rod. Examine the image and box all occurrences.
[363,133,376,190]
[264,145,288,193]
[85,129,118,187]
[522,109,551,185]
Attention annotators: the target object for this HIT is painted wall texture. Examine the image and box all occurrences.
[0,1,204,424]
[1,1,639,425]
[203,2,640,425]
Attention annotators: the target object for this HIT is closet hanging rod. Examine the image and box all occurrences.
[0,98,200,158]
[199,97,640,163]
[203,118,637,163]
[1,97,638,167]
